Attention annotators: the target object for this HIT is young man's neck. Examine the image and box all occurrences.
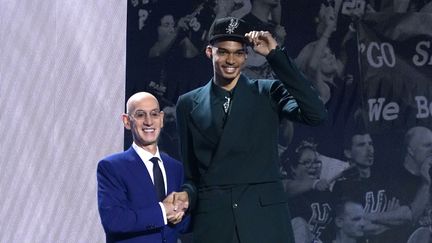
[214,75,240,91]
[349,162,371,179]
[357,165,371,179]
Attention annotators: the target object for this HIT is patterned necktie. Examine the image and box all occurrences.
[223,95,231,114]
[149,157,165,201]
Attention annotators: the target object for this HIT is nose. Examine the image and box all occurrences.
[226,53,235,65]
[142,115,153,125]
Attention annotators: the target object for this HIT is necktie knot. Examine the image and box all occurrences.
[149,157,159,164]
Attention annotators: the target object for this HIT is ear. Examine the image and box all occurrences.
[122,114,131,130]
[407,146,414,157]
[159,111,164,128]
[205,45,213,59]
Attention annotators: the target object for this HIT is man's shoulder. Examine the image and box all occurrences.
[248,77,279,93]
[332,172,364,192]
[98,148,134,167]
[177,84,206,104]
[181,86,202,97]
[160,152,183,175]
[177,81,213,111]
[160,152,181,165]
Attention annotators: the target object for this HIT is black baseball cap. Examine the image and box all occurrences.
[208,17,251,45]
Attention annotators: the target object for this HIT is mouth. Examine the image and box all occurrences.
[223,66,237,74]
[143,128,156,133]
[307,169,318,176]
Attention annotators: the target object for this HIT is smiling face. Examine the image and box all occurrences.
[122,93,164,153]
[294,148,322,179]
[206,40,247,89]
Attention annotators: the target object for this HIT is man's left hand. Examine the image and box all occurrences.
[245,31,278,56]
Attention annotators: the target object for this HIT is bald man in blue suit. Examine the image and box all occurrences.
[97,92,188,243]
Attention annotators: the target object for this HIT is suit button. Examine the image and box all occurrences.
[232,203,238,209]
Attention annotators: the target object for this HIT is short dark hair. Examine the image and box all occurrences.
[342,121,369,150]
[281,138,318,177]
[333,197,362,218]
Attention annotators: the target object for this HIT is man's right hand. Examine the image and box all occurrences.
[162,192,185,224]
[173,191,189,213]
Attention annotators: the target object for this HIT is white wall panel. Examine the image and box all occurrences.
[0,0,126,242]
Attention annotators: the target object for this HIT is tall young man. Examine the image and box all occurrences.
[174,17,326,243]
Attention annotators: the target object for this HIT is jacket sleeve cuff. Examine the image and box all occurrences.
[158,202,167,225]
[182,182,197,211]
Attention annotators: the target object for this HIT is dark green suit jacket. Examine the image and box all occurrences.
[176,47,327,243]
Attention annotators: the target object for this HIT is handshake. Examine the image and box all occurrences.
[162,191,189,224]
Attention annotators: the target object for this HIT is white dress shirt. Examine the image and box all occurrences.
[132,142,168,224]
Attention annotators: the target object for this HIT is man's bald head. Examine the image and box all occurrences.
[404,126,432,171]
[126,92,160,114]
[123,92,164,154]
[405,126,432,149]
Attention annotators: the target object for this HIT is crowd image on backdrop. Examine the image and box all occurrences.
[119,0,432,242]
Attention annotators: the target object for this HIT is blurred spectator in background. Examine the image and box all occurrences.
[283,139,334,243]
[158,105,180,160]
[332,199,366,243]
[332,127,429,243]
[294,0,363,105]
[242,0,286,79]
[213,0,252,19]
[386,126,432,243]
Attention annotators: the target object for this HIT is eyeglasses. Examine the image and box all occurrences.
[129,109,161,120]
[299,160,322,167]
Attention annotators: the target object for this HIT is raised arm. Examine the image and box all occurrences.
[245,31,327,125]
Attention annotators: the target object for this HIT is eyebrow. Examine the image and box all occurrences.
[134,108,160,113]
[214,47,246,52]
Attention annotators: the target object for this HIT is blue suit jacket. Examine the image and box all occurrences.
[97,147,187,243]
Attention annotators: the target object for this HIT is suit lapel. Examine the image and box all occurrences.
[124,147,157,196]
[190,80,219,145]
[189,75,256,170]
[212,75,255,160]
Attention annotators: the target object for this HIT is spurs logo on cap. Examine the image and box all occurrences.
[226,18,239,34]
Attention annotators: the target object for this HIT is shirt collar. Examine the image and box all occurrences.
[132,142,162,163]
[211,80,235,100]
